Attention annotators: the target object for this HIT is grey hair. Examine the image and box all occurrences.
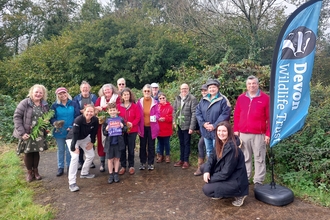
[98,83,117,97]
[80,80,91,89]
[142,84,151,91]
[246,75,259,84]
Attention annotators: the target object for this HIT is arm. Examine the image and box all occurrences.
[102,121,108,136]
[233,97,241,133]
[131,104,141,127]
[212,97,232,128]
[164,105,173,122]
[189,96,198,132]
[49,103,57,125]
[90,118,99,144]
[70,118,81,151]
[195,101,205,128]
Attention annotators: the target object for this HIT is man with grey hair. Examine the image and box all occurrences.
[233,75,270,189]
[117,78,126,92]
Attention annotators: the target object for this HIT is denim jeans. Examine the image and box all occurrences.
[56,138,71,168]
[158,136,170,156]
[177,126,191,162]
[204,138,215,158]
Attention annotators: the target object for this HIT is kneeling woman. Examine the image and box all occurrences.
[66,104,99,192]
[201,121,249,207]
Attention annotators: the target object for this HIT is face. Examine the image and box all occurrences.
[58,92,68,102]
[201,89,208,97]
[143,87,151,98]
[159,95,166,104]
[32,87,44,102]
[208,85,219,96]
[122,91,130,102]
[151,87,159,96]
[84,106,95,120]
[180,84,189,97]
[246,79,259,94]
[80,84,90,97]
[107,108,118,117]
[217,125,228,141]
[117,80,126,92]
[103,87,113,98]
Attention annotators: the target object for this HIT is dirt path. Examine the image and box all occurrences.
[34,150,330,220]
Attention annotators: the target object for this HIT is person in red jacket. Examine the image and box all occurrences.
[233,75,270,189]
[156,92,173,163]
[117,88,141,175]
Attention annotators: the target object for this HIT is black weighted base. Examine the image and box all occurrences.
[254,184,294,206]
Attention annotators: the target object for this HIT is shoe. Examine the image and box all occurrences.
[90,162,96,169]
[212,197,223,200]
[34,168,42,180]
[114,173,120,183]
[165,156,170,163]
[108,173,114,184]
[139,163,146,170]
[254,182,263,189]
[174,160,183,167]
[119,167,126,175]
[194,166,202,176]
[78,163,83,170]
[156,155,163,163]
[148,164,155,170]
[129,167,135,175]
[182,162,190,169]
[80,173,95,179]
[57,168,64,177]
[100,161,105,172]
[232,196,247,207]
[26,170,33,182]
[69,183,80,192]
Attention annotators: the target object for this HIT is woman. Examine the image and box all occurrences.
[50,87,80,177]
[66,104,98,192]
[156,92,173,163]
[13,84,50,182]
[94,84,120,172]
[201,121,249,207]
[117,88,141,175]
[137,84,159,171]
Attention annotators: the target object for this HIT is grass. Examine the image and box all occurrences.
[0,143,54,220]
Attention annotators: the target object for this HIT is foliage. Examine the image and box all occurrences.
[30,110,55,140]
[0,95,17,143]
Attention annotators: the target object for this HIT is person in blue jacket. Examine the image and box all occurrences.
[51,87,80,177]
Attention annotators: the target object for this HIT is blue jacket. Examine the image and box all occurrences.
[196,92,231,139]
[73,93,98,112]
[50,99,80,138]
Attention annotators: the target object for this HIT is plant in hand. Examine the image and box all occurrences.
[30,110,55,140]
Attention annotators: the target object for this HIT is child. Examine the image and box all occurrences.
[102,102,126,184]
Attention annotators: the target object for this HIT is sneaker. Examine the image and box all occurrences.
[139,163,146,170]
[118,167,126,175]
[148,164,154,170]
[90,162,96,169]
[129,167,135,175]
[108,173,114,184]
[80,173,95,179]
[254,182,263,189]
[69,183,80,192]
[232,196,247,207]
[78,163,83,170]
[212,197,223,200]
[114,173,120,183]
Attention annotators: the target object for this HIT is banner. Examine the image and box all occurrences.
[270,0,323,147]
[106,117,122,136]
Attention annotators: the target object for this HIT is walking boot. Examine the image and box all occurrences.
[100,161,105,172]
[34,168,42,180]
[156,155,163,163]
[165,155,170,163]
[26,170,33,182]
[194,158,204,176]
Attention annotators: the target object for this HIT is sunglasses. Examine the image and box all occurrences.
[118,83,125,86]
[144,90,151,93]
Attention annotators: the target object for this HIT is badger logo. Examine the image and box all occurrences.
[281,26,316,60]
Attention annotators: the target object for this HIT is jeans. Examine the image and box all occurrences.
[177,126,191,162]
[139,126,155,165]
[56,138,71,168]
[120,132,138,168]
[204,138,215,158]
[158,136,170,156]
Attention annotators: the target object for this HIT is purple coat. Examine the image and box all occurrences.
[137,97,160,139]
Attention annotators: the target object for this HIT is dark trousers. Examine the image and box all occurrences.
[198,137,206,158]
[24,152,40,170]
[139,126,155,165]
[158,136,170,156]
[120,132,138,168]
[200,164,215,197]
[177,126,191,162]
[79,147,84,164]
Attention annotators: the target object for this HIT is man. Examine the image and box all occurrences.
[73,81,98,170]
[233,75,270,188]
[150,83,160,101]
[117,78,126,92]
[173,83,198,169]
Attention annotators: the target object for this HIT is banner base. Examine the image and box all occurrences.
[254,184,294,206]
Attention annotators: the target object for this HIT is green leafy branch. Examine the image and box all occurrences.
[175,108,185,127]
[30,110,55,140]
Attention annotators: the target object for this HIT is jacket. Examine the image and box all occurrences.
[137,97,160,139]
[158,101,173,137]
[196,92,231,139]
[73,93,98,111]
[172,93,198,131]
[50,99,80,138]
[13,98,49,139]
[117,102,141,134]
[102,117,126,151]
[233,90,270,136]
[203,136,249,198]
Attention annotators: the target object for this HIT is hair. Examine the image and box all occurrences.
[107,102,117,110]
[80,80,91,89]
[120,88,136,103]
[117,78,126,84]
[214,121,238,159]
[83,104,95,112]
[158,92,166,98]
[98,83,117,97]
[28,84,48,101]
[246,75,259,84]
[142,84,151,91]
[56,90,72,104]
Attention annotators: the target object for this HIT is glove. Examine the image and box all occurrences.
[70,144,76,152]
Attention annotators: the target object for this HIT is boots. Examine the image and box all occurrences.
[34,168,42,180]
[100,161,105,172]
[26,170,33,182]
[156,155,163,163]
[165,155,170,163]
[194,158,204,176]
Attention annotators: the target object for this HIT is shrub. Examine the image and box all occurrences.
[0,95,17,143]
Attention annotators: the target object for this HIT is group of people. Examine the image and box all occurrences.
[13,75,270,207]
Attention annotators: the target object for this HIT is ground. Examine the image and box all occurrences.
[33,150,330,220]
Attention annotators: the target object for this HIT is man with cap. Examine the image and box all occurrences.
[233,75,270,189]
[150,83,160,101]
[196,79,231,159]
[117,78,126,92]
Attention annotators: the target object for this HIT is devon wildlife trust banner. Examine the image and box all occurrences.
[270,0,323,147]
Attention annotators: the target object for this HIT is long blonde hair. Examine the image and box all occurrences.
[28,84,48,101]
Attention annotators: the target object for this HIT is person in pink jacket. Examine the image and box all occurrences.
[156,92,173,163]
[137,84,160,171]
[233,75,270,189]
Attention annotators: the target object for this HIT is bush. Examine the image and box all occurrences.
[0,95,17,143]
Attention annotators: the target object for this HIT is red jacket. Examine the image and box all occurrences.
[233,90,270,137]
[158,102,173,137]
[117,102,141,134]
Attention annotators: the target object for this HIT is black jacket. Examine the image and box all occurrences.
[102,117,127,151]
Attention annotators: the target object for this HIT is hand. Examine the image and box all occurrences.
[159,117,165,122]
[234,131,240,136]
[203,172,210,183]
[188,129,193,134]
[86,142,94,150]
[70,144,76,152]
[127,122,132,128]
[22,133,30,140]
[265,136,270,145]
[120,122,124,128]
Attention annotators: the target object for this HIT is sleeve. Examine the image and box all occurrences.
[164,105,173,122]
[212,97,232,128]
[265,95,270,137]
[70,118,81,149]
[131,104,141,127]
[189,97,198,130]
[172,98,178,121]
[94,97,101,107]
[195,100,204,128]
[13,100,27,136]
[73,101,81,119]
[50,103,57,125]
[233,96,242,132]
[203,150,217,173]
[102,121,108,136]
[121,117,128,133]
[90,118,99,144]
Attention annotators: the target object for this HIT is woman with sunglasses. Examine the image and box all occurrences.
[137,84,159,171]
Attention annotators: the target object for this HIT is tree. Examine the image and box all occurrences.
[79,0,102,22]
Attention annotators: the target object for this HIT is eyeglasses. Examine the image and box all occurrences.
[144,90,151,93]
[118,83,125,86]
[159,97,166,100]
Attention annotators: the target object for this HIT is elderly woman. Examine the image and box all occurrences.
[50,87,80,177]
[137,84,159,171]
[94,83,120,172]
[13,84,50,182]
[117,88,141,175]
